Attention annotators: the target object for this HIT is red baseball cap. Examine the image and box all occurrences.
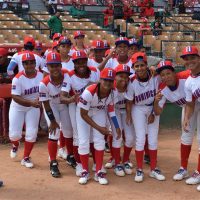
[156,60,174,74]
[52,41,59,49]
[100,68,116,80]
[0,48,8,57]
[115,64,132,75]
[103,40,110,49]
[105,49,110,57]
[35,41,43,49]
[91,40,104,49]
[24,36,35,47]
[180,46,199,58]
[72,50,87,61]
[53,33,62,41]
[46,52,61,64]
[115,37,130,46]
[22,52,35,62]
[131,52,147,64]
[74,31,85,39]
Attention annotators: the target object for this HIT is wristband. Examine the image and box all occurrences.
[46,110,55,121]
[111,116,120,129]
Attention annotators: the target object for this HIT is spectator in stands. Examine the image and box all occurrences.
[0,48,12,143]
[192,0,200,20]
[123,4,134,22]
[103,4,114,27]
[138,18,151,45]
[69,2,86,18]
[47,11,63,39]
[151,18,162,36]
[143,2,155,17]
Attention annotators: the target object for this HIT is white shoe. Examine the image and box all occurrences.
[186,170,200,185]
[124,162,133,175]
[173,167,189,181]
[197,184,200,191]
[114,165,125,177]
[134,169,144,183]
[79,170,89,185]
[21,158,34,168]
[76,163,83,177]
[94,170,108,185]
[10,146,18,159]
[149,168,166,181]
[92,164,107,174]
[127,161,133,168]
[57,148,67,160]
[105,158,115,169]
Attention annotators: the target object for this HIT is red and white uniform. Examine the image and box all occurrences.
[69,46,89,56]
[61,67,100,147]
[77,84,118,155]
[61,58,74,71]
[87,57,101,68]
[39,70,73,140]
[9,71,43,142]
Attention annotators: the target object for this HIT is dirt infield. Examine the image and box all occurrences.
[0,129,200,200]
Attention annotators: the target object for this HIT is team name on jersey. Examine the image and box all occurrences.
[91,105,106,110]
[175,98,187,106]
[74,86,86,94]
[134,89,156,103]
[116,99,126,105]
[24,86,39,95]
[49,94,60,99]
[79,96,87,105]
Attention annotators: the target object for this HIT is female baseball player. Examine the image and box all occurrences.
[77,68,121,185]
[9,52,43,168]
[125,52,165,182]
[153,60,196,182]
[39,52,74,178]
[60,50,100,177]
[110,64,135,177]
[181,46,200,191]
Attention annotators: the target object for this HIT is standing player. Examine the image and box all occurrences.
[60,50,100,176]
[9,52,43,168]
[77,68,121,185]
[125,52,165,182]
[111,64,135,177]
[7,36,45,76]
[181,46,200,191]
[153,60,196,182]
[39,52,74,178]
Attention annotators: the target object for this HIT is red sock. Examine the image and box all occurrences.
[112,147,121,165]
[135,150,144,169]
[65,138,73,155]
[24,141,34,158]
[95,150,104,172]
[149,149,157,170]
[90,143,95,163]
[109,135,113,158]
[197,154,200,173]
[80,154,89,171]
[48,139,58,161]
[73,146,80,163]
[123,145,132,163]
[11,140,19,148]
[144,135,149,156]
[181,143,192,169]
[59,131,65,148]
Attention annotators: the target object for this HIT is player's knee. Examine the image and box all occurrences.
[112,137,122,148]
[94,140,105,151]
[148,142,158,150]
[62,129,73,138]
[78,144,90,155]
[181,134,193,145]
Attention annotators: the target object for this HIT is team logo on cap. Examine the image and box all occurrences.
[97,41,101,47]
[104,41,109,47]
[51,53,57,60]
[108,69,113,77]
[76,51,81,57]
[25,53,31,59]
[123,64,128,71]
[159,61,166,67]
[185,46,192,53]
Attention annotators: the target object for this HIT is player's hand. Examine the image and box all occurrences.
[73,93,80,103]
[149,66,156,76]
[148,113,155,124]
[116,128,121,140]
[98,127,111,136]
[30,99,41,108]
[126,114,132,126]
[49,120,60,135]
[154,90,163,103]
[183,118,190,133]
[108,48,116,58]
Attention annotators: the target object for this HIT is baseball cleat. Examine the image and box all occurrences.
[57,148,67,160]
[50,160,61,178]
[92,164,107,174]
[105,158,115,169]
[79,170,89,185]
[144,155,150,165]
[149,168,166,181]
[76,163,83,177]
[10,146,18,159]
[124,162,133,175]
[197,184,200,192]
[21,157,34,168]
[173,167,189,181]
[114,164,125,177]
[134,169,144,183]
[94,170,108,185]
[66,155,77,169]
[186,170,200,185]
[127,161,133,169]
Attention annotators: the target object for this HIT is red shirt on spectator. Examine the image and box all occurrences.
[144,7,154,17]
[139,24,151,37]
